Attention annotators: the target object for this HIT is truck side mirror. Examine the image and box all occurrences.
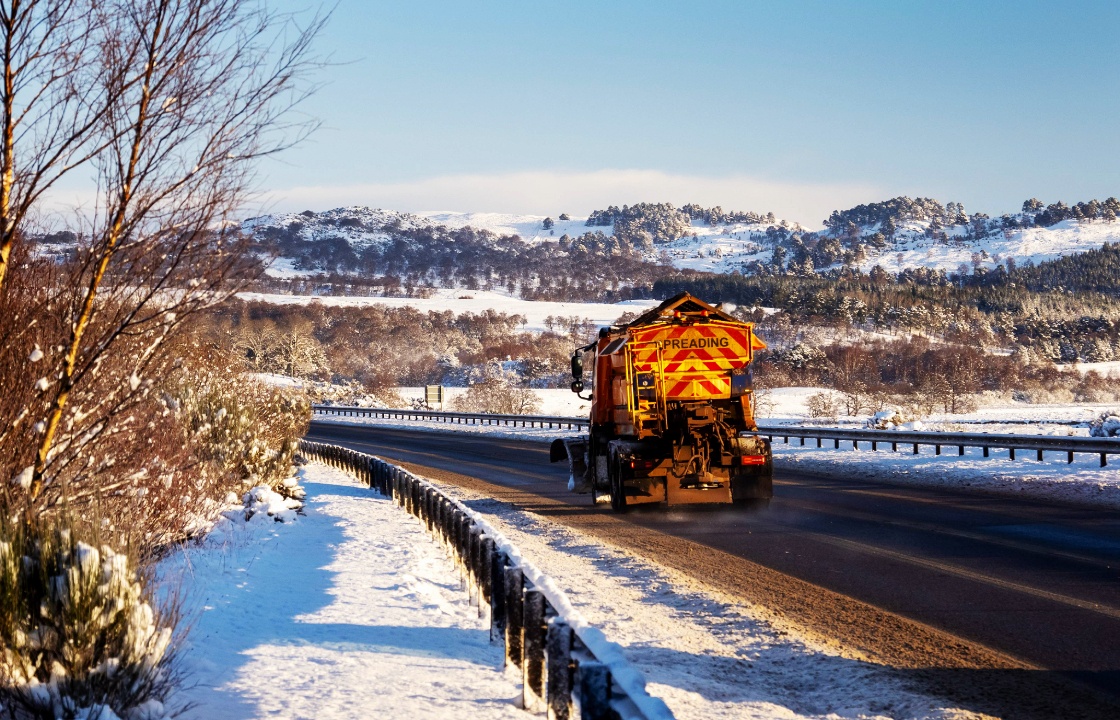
[571,353,583,381]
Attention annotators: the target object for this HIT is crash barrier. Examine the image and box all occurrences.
[761,425,1120,468]
[299,439,673,720]
[313,405,589,430]
[312,405,1120,467]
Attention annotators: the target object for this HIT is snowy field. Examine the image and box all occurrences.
[166,462,986,720]
[237,288,658,334]
[164,465,522,720]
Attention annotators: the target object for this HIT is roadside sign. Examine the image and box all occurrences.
[425,384,444,409]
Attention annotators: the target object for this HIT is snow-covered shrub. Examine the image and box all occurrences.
[303,378,404,408]
[0,518,180,719]
[452,379,541,415]
[243,485,302,523]
[1089,411,1120,438]
[170,372,310,492]
[450,361,542,415]
[866,409,905,429]
[805,391,840,420]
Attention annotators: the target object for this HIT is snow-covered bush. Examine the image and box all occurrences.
[243,484,303,523]
[1089,411,1120,438]
[866,409,905,429]
[450,361,542,415]
[453,380,541,415]
[0,518,180,719]
[805,391,840,420]
[170,372,310,492]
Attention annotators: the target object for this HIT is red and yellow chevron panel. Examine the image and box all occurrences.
[628,321,758,400]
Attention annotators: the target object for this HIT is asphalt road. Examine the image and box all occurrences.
[307,420,1120,716]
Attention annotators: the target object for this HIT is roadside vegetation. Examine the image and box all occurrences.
[0,1,321,716]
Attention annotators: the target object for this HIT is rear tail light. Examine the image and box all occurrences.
[737,455,767,466]
[628,459,657,470]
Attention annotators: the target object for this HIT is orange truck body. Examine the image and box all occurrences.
[551,292,773,511]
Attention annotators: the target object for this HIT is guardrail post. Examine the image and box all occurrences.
[523,588,547,713]
[958,445,965,456]
[504,567,525,669]
[834,438,839,449]
[1068,451,1074,464]
[491,551,507,643]
[871,440,877,451]
[546,620,574,720]
[576,662,612,720]
[1102,452,1108,468]
[440,501,453,549]
[935,444,941,456]
[459,515,472,588]
[891,441,897,452]
[480,537,494,607]
[469,526,482,607]
[913,443,919,455]
[1037,449,1044,462]
[983,445,989,458]
[1009,447,1016,461]
[816,437,822,448]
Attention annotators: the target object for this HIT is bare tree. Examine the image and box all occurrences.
[0,0,124,293]
[5,0,324,509]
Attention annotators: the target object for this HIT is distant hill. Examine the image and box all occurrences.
[241,196,1120,298]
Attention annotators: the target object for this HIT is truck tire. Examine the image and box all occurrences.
[609,452,628,513]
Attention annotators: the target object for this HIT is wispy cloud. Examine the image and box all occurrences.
[251,169,884,227]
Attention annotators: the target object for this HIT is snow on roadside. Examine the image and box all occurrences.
[424,478,984,720]
[312,415,1120,509]
[770,442,1120,509]
[162,464,523,720]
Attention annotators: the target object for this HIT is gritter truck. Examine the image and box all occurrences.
[550,292,772,511]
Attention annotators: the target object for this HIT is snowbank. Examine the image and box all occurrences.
[419,477,988,719]
[164,465,524,719]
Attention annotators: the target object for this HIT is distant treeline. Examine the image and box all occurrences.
[654,265,1120,363]
[249,217,673,302]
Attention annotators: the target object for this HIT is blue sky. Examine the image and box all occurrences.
[261,1,1120,225]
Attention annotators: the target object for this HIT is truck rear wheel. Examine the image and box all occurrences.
[609,453,628,513]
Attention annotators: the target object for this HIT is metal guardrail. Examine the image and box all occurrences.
[312,405,1120,467]
[299,439,670,720]
[313,404,589,429]
[760,425,1120,467]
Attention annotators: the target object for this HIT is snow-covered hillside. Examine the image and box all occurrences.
[243,204,1120,280]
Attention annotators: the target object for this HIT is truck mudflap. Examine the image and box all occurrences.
[730,434,773,503]
[550,437,592,493]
